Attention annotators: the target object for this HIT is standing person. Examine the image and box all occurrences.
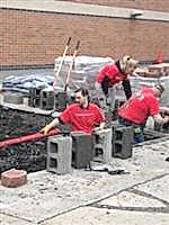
[95,55,138,111]
[41,88,106,135]
[118,84,169,144]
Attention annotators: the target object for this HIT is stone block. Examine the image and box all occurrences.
[47,135,72,175]
[71,131,93,169]
[1,168,27,188]
[92,128,112,163]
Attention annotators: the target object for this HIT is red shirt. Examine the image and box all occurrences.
[96,63,128,87]
[59,103,105,134]
[118,87,159,124]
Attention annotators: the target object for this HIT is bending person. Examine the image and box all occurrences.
[118,84,169,144]
[95,55,138,111]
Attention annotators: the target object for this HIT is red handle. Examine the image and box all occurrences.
[0,129,60,149]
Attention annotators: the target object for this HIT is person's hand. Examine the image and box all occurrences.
[40,125,51,135]
[93,126,104,133]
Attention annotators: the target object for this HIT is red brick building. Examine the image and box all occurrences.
[0,0,169,68]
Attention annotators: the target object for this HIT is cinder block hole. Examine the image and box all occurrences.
[95,147,103,157]
[50,142,58,154]
[35,99,40,105]
[36,89,41,96]
[72,151,76,162]
[43,92,47,98]
[114,143,122,153]
[42,101,47,106]
[115,130,123,140]
[94,135,105,144]
[49,158,57,168]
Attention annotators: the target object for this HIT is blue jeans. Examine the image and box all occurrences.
[118,117,145,144]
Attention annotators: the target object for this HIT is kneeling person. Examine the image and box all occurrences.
[41,88,106,134]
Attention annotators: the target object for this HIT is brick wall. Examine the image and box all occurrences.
[66,0,169,12]
[1,9,169,67]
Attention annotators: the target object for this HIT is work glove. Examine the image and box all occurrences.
[40,125,51,135]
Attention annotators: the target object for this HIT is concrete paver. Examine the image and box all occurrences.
[1,138,169,224]
[40,207,169,225]
[96,191,166,208]
[0,214,33,225]
[135,175,169,203]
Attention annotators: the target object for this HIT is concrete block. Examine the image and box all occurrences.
[47,135,72,175]
[29,87,42,98]
[40,98,54,110]
[40,89,54,110]
[112,126,133,159]
[54,92,68,112]
[3,92,24,104]
[28,87,43,108]
[92,128,112,163]
[34,98,41,108]
[1,168,27,188]
[71,132,93,169]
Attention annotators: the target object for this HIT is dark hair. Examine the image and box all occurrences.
[74,87,89,97]
[74,87,90,102]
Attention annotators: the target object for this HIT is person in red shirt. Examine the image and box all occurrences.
[95,55,138,111]
[41,88,106,135]
[118,84,169,143]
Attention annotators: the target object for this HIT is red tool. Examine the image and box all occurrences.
[53,37,72,91]
[0,128,60,149]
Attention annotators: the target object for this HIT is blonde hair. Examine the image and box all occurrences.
[120,55,138,72]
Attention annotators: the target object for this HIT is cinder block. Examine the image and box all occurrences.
[28,97,40,108]
[71,132,93,169]
[3,92,24,105]
[92,128,112,163]
[40,89,54,110]
[54,92,68,112]
[112,125,133,159]
[34,98,41,108]
[28,87,43,108]
[47,135,72,175]
[1,168,27,188]
[29,87,42,98]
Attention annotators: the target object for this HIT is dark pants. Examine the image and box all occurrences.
[118,116,145,144]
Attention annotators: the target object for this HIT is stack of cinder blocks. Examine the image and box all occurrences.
[29,87,54,110]
[92,128,112,163]
[112,124,133,159]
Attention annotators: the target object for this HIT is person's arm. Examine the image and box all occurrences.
[153,113,169,125]
[122,78,132,100]
[101,76,110,96]
[93,105,106,132]
[41,118,60,135]
[94,122,106,132]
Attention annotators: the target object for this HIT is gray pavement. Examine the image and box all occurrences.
[1,137,169,225]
